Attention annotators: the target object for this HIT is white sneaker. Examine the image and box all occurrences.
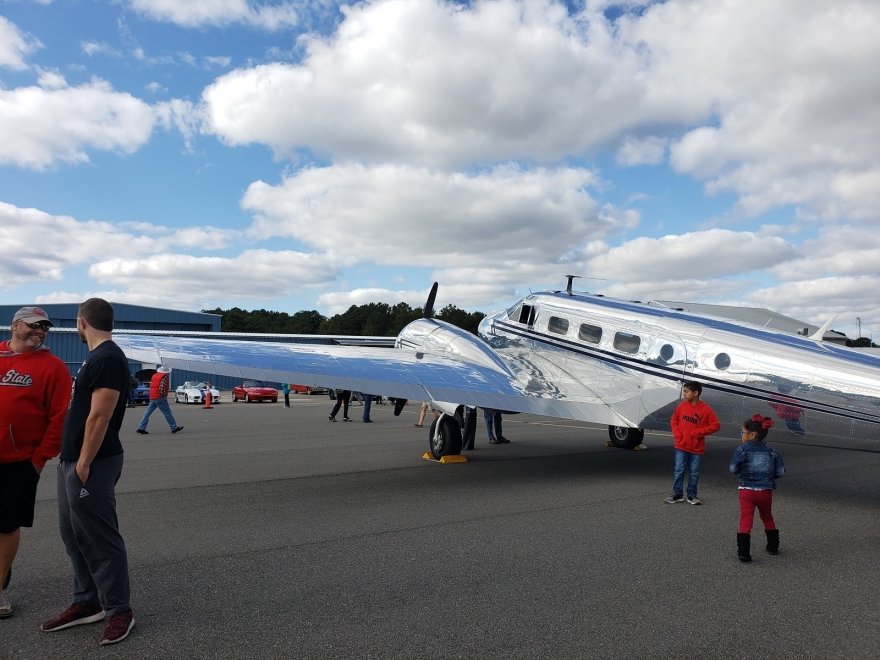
[0,589,12,618]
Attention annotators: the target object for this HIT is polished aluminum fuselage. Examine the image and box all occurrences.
[479,291,880,444]
[111,287,880,448]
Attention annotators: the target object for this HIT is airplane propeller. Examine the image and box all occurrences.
[393,281,439,416]
[424,281,438,319]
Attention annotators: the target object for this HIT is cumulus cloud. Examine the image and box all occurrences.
[630,0,880,221]
[0,203,156,287]
[0,79,157,169]
[201,0,880,223]
[771,227,880,281]
[747,276,880,331]
[586,229,797,283]
[88,250,341,309]
[0,16,39,70]
[201,0,652,167]
[241,163,621,267]
[129,0,299,30]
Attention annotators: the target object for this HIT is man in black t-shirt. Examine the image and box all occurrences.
[40,298,135,647]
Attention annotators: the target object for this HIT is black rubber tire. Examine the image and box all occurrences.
[429,415,463,459]
[245,394,251,403]
[608,426,644,449]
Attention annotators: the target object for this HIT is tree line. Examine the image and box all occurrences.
[201,302,486,336]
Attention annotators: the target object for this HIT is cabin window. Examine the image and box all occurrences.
[659,344,675,362]
[613,331,641,354]
[578,323,602,344]
[518,304,536,325]
[548,316,569,335]
[714,353,731,370]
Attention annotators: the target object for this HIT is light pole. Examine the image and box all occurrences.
[857,316,862,339]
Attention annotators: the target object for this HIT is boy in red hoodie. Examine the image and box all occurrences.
[0,306,72,618]
[665,381,720,505]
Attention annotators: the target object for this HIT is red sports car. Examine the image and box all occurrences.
[231,380,278,403]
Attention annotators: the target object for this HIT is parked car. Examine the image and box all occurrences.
[129,381,151,405]
[290,384,329,395]
[175,381,221,405]
[232,380,278,403]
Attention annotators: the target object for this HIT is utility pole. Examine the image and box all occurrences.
[857,316,862,338]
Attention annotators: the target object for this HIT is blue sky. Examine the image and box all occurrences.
[1,0,878,340]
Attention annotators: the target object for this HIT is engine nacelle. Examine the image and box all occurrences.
[396,318,511,376]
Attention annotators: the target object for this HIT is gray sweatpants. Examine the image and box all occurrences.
[57,455,131,615]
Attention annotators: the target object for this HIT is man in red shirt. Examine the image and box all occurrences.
[0,306,72,618]
[665,380,721,505]
[135,366,182,434]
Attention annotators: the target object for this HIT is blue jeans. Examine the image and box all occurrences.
[672,449,702,498]
[482,409,503,439]
[138,397,178,431]
[362,394,372,422]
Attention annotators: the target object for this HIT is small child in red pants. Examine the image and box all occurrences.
[729,414,786,562]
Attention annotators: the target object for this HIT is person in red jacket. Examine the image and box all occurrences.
[0,306,72,618]
[135,366,182,434]
[665,381,721,505]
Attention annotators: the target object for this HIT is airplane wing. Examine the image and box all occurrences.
[113,333,633,426]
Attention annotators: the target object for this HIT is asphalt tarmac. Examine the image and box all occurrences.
[2,395,879,659]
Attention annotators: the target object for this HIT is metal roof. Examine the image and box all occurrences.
[653,300,848,342]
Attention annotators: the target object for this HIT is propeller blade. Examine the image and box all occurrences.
[424,282,438,319]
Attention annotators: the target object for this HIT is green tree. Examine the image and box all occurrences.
[204,300,484,336]
[436,304,485,335]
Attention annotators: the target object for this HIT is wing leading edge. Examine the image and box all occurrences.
[112,333,631,426]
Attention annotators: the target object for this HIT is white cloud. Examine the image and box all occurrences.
[0,203,155,287]
[201,0,880,223]
[0,16,39,70]
[747,276,880,331]
[632,0,880,221]
[129,0,299,30]
[771,227,880,281]
[586,228,796,283]
[81,41,122,58]
[0,79,157,169]
[241,163,618,268]
[0,202,239,294]
[616,135,666,167]
[201,0,653,167]
[88,250,341,309]
[35,68,67,90]
[155,98,201,150]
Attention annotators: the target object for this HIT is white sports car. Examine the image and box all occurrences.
[174,381,221,404]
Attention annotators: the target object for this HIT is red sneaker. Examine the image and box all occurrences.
[100,609,135,645]
[41,603,105,632]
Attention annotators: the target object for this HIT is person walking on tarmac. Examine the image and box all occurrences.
[135,367,182,434]
[329,390,351,422]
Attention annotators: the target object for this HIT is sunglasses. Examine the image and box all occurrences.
[23,321,51,330]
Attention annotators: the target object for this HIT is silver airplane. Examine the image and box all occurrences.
[113,279,880,458]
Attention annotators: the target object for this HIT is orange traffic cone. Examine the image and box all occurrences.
[204,385,213,409]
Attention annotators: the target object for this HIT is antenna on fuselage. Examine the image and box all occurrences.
[424,282,438,319]
[565,274,580,296]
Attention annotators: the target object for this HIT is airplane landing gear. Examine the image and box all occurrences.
[428,414,463,459]
[608,425,645,450]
